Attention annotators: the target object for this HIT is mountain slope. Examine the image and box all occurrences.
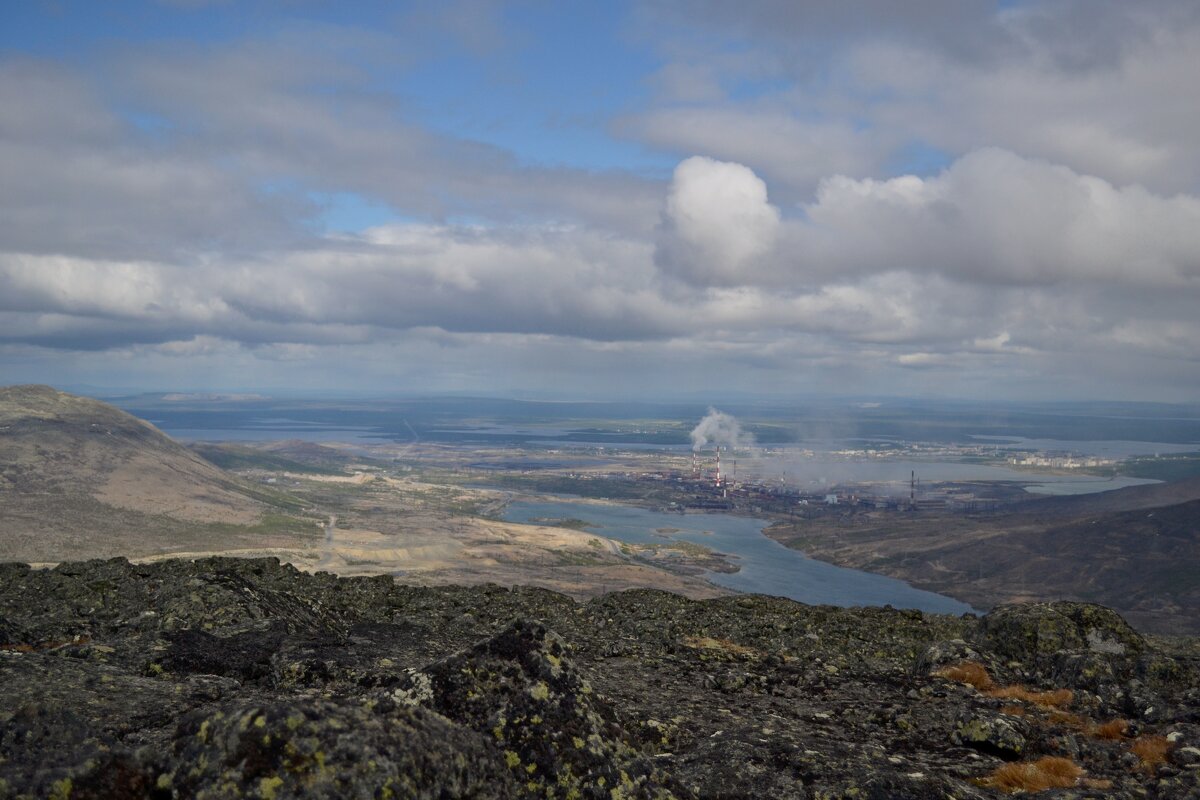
[768,483,1200,634]
[1008,475,1200,517]
[0,385,311,561]
[911,497,1200,634]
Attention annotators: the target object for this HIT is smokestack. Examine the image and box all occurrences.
[910,470,915,503]
[715,446,722,487]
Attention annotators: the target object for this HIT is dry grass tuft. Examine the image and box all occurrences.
[1093,719,1129,740]
[682,636,762,658]
[987,685,1074,709]
[933,660,995,690]
[978,756,1083,793]
[1130,735,1171,770]
[933,661,1072,708]
[1046,709,1088,729]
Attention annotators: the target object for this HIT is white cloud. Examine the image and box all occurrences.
[657,156,780,285]
[788,148,1200,287]
[620,108,882,199]
[4,145,1200,399]
[4,3,1200,399]
[631,1,1200,194]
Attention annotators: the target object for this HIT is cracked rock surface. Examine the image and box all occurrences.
[1,557,1198,798]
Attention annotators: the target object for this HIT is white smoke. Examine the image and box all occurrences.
[689,407,755,451]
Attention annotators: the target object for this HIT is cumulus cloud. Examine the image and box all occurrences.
[0,43,661,266]
[657,156,780,285]
[4,2,1200,399]
[0,226,676,348]
[631,0,1200,194]
[620,109,883,200]
[788,148,1200,287]
[4,143,1200,400]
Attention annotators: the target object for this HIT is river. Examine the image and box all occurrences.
[500,498,977,615]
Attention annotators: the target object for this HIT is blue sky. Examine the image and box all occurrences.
[2,1,1200,400]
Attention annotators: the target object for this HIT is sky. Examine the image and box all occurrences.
[2,0,1200,401]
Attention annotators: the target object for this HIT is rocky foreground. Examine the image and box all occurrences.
[1,558,1199,799]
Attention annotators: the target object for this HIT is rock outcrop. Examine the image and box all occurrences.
[1,557,1198,798]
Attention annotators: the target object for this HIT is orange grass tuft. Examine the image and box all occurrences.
[1093,719,1130,740]
[978,756,1083,793]
[1130,735,1171,770]
[933,662,1073,709]
[1046,709,1088,729]
[986,685,1074,709]
[933,661,995,690]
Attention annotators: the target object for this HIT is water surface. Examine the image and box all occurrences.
[501,499,977,615]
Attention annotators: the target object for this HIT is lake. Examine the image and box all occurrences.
[500,498,977,615]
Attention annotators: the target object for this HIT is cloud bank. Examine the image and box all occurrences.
[2,1,1199,399]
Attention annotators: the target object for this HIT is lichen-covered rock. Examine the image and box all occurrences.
[161,622,288,681]
[914,638,1007,681]
[1172,745,1200,767]
[979,601,1146,665]
[268,620,442,691]
[160,700,520,799]
[951,713,1027,759]
[1,558,1197,800]
[854,771,989,800]
[668,732,809,799]
[0,615,20,647]
[0,704,108,800]
[390,619,679,799]
[1151,769,1200,800]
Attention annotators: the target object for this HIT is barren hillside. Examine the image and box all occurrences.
[0,385,315,562]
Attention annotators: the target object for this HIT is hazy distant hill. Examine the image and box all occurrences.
[769,477,1200,635]
[0,385,313,562]
[1007,475,1200,516]
[913,495,1200,634]
[189,439,355,475]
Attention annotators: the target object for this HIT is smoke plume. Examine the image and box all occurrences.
[689,407,755,451]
